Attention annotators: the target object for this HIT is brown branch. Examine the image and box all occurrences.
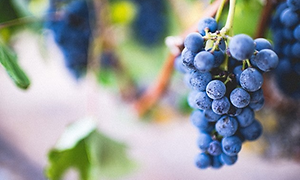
[254,0,276,38]
[133,0,224,117]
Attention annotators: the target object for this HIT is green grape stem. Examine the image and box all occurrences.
[215,0,228,23]
[220,0,236,36]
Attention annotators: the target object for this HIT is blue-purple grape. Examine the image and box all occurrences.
[215,116,238,137]
[222,136,242,156]
[229,34,255,60]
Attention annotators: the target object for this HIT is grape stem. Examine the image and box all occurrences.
[220,0,236,36]
[215,0,228,23]
[133,0,223,117]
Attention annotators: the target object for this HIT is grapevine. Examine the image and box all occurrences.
[175,0,279,169]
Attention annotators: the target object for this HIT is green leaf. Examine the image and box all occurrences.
[46,118,136,180]
[0,42,30,89]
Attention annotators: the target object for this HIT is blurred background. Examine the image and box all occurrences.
[0,0,300,179]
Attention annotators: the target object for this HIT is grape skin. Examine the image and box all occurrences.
[206,80,226,100]
[222,136,242,156]
[184,32,204,53]
[236,107,255,128]
[230,87,251,108]
[212,97,231,115]
[194,51,215,73]
[207,140,222,156]
[240,68,263,92]
[185,71,212,91]
[287,0,300,11]
[197,132,213,151]
[229,34,255,61]
[254,49,279,72]
[215,116,238,137]
[294,25,300,41]
[197,17,218,36]
[195,153,211,169]
[254,38,273,51]
[240,119,263,141]
[280,8,299,28]
[220,153,238,165]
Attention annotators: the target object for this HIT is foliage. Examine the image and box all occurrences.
[46,118,136,180]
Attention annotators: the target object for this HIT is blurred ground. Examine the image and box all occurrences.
[0,32,300,180]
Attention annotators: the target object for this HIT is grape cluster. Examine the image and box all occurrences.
[45,0,94,79]
[270,0,300,98]
[132,0,169,46]
[175,17,279,169]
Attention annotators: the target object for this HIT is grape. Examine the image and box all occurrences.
[204,108,221,122]
[287,0,300,11]
[194,51,215,73]
[240,68,263,92]
[211,155,223,169]
[45,0,93,78]
[206,80,226,100]
[181,48,197,70]
[176,16,278,169]
[207,140,222,156]
[197,132,213,151]
[249,98,264,111]
[194,91,213,110]
[291,42,300,58]
[220,153,238,165]
[197,17,218,36]
[254,38,273,51]
[132,0,169,46]
[222,136,242,156]
[280,8,299,28]
[212,97,231,115]
[239,119,263,141]
[174,55,188,74]
[212,50,225,68]
[230,87,251,108]
[254,49,279,72]
[229,34,255,60]
[187,91,199,109]
[294,25,300,41]
[215,116,238,137]
[190,110,212,132]
[184,32,204,53]
[195,153,211,169]
[233,65,243,85]
[236,107,255,127]
[185,71,212,91]
[250,88,263,103]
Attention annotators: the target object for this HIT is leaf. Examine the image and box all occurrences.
[46,118,136,180]
[0,42,30,89]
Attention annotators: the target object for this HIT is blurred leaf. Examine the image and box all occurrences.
[0,0,32,42]
[110,1,136,25]
[219,0,263,37]
[0,41,30,89]
[46,118,136,180]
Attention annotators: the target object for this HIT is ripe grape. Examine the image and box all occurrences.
[229,34,255,60]
[175,16,279,169]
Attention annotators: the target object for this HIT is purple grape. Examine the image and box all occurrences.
[254,49,279,72]
[240,68,263,92]
[197,17,218,36]
[194,51,215,73]
[222,136,242,156]
[239,119,263,141]
[230,87,251,108]
[206,80,226,100]
[215,116,238,137]
[229,34,255,61]
[184,32,204,53]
